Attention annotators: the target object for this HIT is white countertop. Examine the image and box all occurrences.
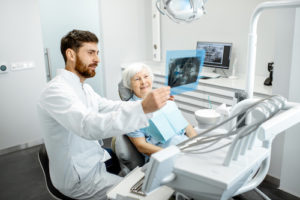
[197,75,272,95]
[122,61,272,96]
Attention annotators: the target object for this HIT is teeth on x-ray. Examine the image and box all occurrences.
[166,50,205,95]
[168,57,200,87]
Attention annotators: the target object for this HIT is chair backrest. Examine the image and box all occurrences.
[112,135,145,171]
[118,80,133,101]
[113,80,145,171]
[38,144,76,200]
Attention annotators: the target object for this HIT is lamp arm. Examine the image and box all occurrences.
[156,0,165,15]
[246,0,300,99]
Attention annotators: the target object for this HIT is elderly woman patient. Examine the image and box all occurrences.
[121,63,197,159]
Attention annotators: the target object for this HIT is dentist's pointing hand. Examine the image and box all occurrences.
[142,86,170,114]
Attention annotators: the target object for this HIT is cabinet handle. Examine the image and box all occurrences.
[44,48,52,81]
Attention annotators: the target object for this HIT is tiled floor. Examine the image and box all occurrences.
[0,145,52,200]
[0,143,299,200]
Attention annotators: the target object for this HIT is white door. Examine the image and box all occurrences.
[39,0,105,96]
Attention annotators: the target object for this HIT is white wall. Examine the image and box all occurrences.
[0,0,46,150]
[99,0,152,100]
[279,8,300,197]
[160,0,283,77]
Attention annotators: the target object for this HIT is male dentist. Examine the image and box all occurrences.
[37,29,170,200]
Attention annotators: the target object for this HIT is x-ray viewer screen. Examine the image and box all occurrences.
[165,50,205,95]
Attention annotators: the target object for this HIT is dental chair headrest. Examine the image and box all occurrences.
[118,80,133,101]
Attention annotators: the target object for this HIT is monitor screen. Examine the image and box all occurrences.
[196,41,232,69]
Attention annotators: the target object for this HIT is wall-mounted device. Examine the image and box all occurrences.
[11,61,35,71]
[0,63,9,74]
[264,62,274,86]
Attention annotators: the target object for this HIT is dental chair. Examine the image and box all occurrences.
[111,81,146,175]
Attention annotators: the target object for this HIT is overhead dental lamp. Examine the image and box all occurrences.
[156,0,208,23]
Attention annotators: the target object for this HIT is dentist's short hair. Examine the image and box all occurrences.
[122,63,154,89]
[60,29,98,63]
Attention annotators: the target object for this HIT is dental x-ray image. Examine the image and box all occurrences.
[165,50,205,95]
[168,57,200,87]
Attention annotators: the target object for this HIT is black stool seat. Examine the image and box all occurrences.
[38,144,76,200]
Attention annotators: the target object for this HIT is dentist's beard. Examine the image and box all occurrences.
[75,56,97,78]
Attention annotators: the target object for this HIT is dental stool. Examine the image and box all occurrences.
[38,144,76,200]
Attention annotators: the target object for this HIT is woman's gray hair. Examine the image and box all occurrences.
[122,62,154,89]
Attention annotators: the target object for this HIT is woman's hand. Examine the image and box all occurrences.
[185,124,198,138]
[168,95,175,101]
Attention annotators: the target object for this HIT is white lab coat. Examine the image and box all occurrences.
[37,70,151,200]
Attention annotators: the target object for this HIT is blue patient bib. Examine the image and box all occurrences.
[146,101,188,143]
